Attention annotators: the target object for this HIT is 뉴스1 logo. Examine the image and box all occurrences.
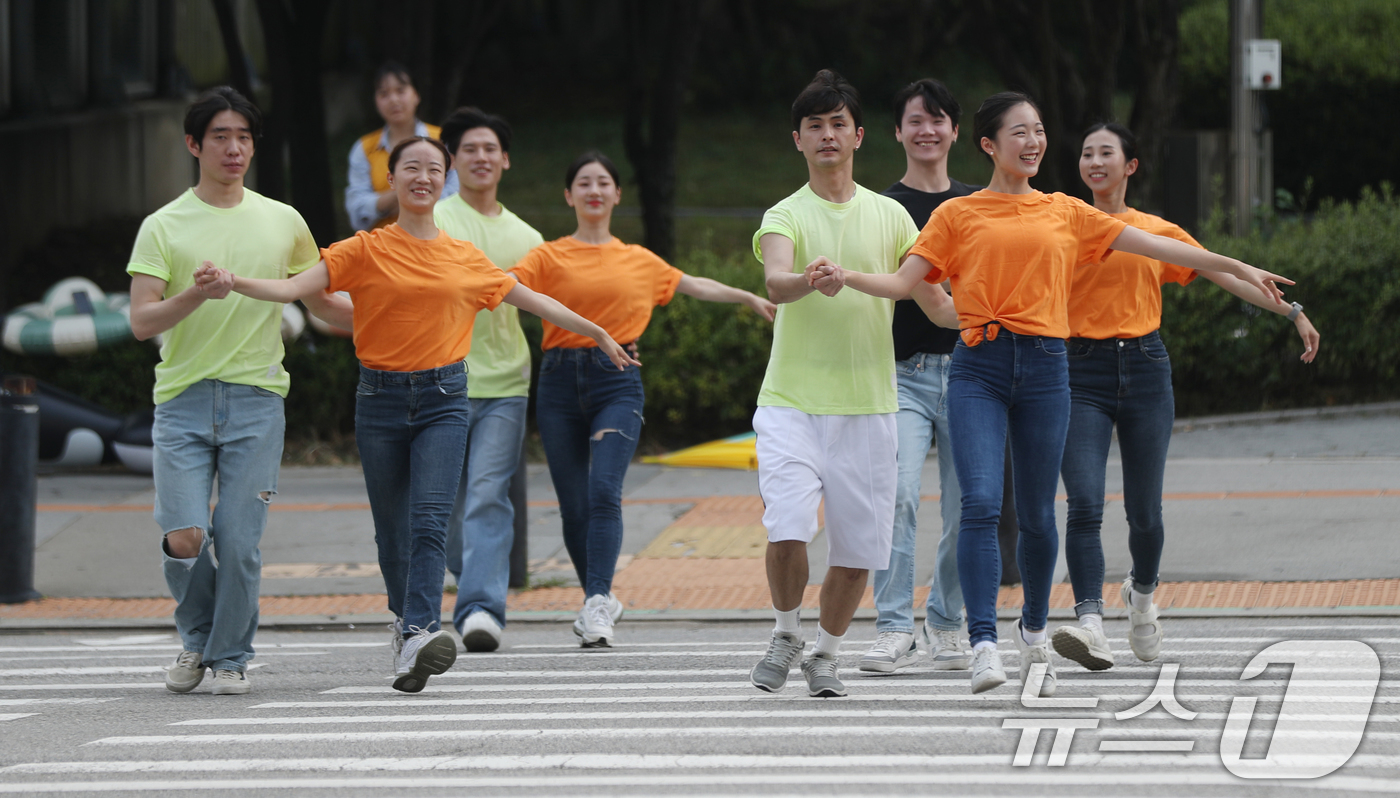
[1004,639,1381,778]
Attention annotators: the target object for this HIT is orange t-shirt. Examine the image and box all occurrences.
[910,190,1128,345]
[510,236,684,350]
[1067,208,1199,339]
[322,225,517,372]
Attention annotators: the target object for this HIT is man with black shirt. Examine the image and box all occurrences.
[859,79,977,675]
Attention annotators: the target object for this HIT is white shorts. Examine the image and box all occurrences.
[754,405,898,571]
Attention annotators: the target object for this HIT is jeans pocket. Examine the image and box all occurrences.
[438,371,469,396]
[539,352,561,376]
[249,385,283,399]
[1067,340,1094,359]
[1039,338,1068,356]
[1141,339,1171,362]
[355,379,380,397]
[895,359,918,377]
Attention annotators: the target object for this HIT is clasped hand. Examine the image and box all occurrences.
[193,261,234,299]
[803,257,845,296]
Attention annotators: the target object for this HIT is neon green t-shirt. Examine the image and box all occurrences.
[433,195,540,398]
[754,183,919,415]
[127,188,319,404]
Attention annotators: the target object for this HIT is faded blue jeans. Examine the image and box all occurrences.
[154,380,285,673]
[355,362,470,634]
[536,347,644,599]
[1060,331,1175,618]
[947,331,1071,646]
[446,395,528,631]
[872,353,964,634]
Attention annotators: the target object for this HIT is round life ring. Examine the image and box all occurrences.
[2,277,134,356]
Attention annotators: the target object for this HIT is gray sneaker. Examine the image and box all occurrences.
[923,623,973,670]
[1052,623,1114,671]
[164,650,205,693]
[859,631,918,674]
[750,630,805,693]
[1013,621,1058,698]
[393,627,458,693]
[801,651,847,697]
[969,646,1007,694]
[210,669,250,696]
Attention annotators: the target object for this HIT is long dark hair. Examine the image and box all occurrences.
[972,92,1041,162]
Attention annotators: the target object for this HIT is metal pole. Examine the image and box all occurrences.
[1230,0,1261,236]
[0,375,41,604]
[507,436,528,589]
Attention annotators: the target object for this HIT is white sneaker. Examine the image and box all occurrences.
[970,646,1007,694]
[1013,620,1057,698]
[1052,623,1114,671]
[859,631,918,674]
[210,669,250,695]
[164,650,205,693]
[1120,576,1163,662]
[922,622,973,670]
[574,594,615,648]
[606,593,625,623]
[459,611,503,653]
[393,627,458,693]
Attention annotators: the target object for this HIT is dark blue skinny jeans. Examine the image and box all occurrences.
[536,347,644,598]
[1060,330,1174,618]
[947,331,1070,646]
[355,362,470,634]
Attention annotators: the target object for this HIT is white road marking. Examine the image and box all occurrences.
[0,663,264,677]
[0,713,38,721]
[0,642,382,654]
[0,683,166,692]
[0,698,121,705]
[0,652,325,663]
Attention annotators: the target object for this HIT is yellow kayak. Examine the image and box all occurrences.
[641,432,757,470]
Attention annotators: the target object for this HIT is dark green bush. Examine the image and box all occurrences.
[1163,184,1400,415]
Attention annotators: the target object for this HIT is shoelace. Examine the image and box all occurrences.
[933,629,962,652]
[806,654,839,678]
[973,648,997,672]
[870,630,908,657]
[761,634,803,667]
[586,602,613,627]
[213,670,241,681]
[174,651,201,669]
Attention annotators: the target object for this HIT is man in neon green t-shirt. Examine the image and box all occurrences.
[127,87,351,696]
[748,70,949,699]
[433,107,543,653]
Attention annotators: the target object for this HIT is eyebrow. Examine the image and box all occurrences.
[209,126,250,134]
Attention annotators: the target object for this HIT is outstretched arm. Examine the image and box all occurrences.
[676,274,776,321]
[811,253,935,300]
[199,261,334,304]
[910,281,959,329]
[502,283,641,371]
[1111,226,1293,306]
[301,289,355,332]
[1198,271,1319,363]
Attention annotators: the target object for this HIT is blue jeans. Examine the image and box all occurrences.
[947,331,1070,646]
[355,362,470,634]
[873,353,964,634]
[1060,331,1174,617]
[446,395,528,630]
[535,347,644,598]
[153,380,285,673]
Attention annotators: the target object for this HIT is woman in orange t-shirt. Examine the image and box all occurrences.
[816,93,1294,697]
[511,151,774,648]
[1052,123,1319,673]
[204,138,637,692]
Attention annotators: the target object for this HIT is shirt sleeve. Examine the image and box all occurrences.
[752,205,794,264]
[508,246,545,291]
[909,207,956,284]
[345,141,380,232]
[648,250,685,307]
[126,216,172,282]
[479,270,518,312]
[896,211,920,261]
[1075,201,1130,266]
[321,232,369,294]
[287,212,320,275]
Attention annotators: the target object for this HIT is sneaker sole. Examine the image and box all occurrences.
[970,671,1007,694]
[1052,628,1114,671]
[858,653,918,674]
[211,681,250,696]
[164,673,204,693]
[462,629,501,653]
[393,635,459,693]
[930,654,973,671]
[808,683,848,698]
[579,636,613,649]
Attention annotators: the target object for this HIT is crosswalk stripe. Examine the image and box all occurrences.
[0,698,121,705]
[0,713,38,721]
[503,638,1400,649]
[0,683,166,692]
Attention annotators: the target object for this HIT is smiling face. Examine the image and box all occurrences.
[980,102,1045,180]
[186,109,254,186]
[793,106,864,170]
[1079,128,1137,194]
[454,127,510,194]
[375,73,420,127]
[386,140,447,213]
[564,161,621,223]
[896,95,957,165]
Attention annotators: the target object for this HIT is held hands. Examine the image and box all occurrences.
[193,261,234,299]
[803,257,845,297]
[597,335,643,371]
[1295,314,1320,364]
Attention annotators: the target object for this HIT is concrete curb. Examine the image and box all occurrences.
[1173,400,1400,432]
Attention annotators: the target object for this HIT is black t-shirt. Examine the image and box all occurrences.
[882,179,980,360]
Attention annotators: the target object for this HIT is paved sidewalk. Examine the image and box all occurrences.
[4,406,1400,628]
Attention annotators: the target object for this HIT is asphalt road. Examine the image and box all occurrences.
[0,618,1396,796]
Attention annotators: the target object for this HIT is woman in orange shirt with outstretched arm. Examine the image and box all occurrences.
[809,93,1294,697]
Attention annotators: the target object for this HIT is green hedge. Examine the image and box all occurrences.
[1162,185,1400,415]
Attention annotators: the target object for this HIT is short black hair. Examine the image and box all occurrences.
[374,60,414,92]
[439,106,513,154]
[1082,121,1138,162]
[565,150,620,187]
[791,69,862,131]
[387,136,452,174]
[973,91,1042,162]
[893,78,961,128]
[184,86,262,146]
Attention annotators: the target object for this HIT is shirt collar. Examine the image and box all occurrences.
[377,121,431,151]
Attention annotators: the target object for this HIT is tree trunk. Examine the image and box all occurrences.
[210,0,255,102]
[435,1,506,117]
[621,0,703,262]
[251,0,287,201]
[1127,0,1183,211]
